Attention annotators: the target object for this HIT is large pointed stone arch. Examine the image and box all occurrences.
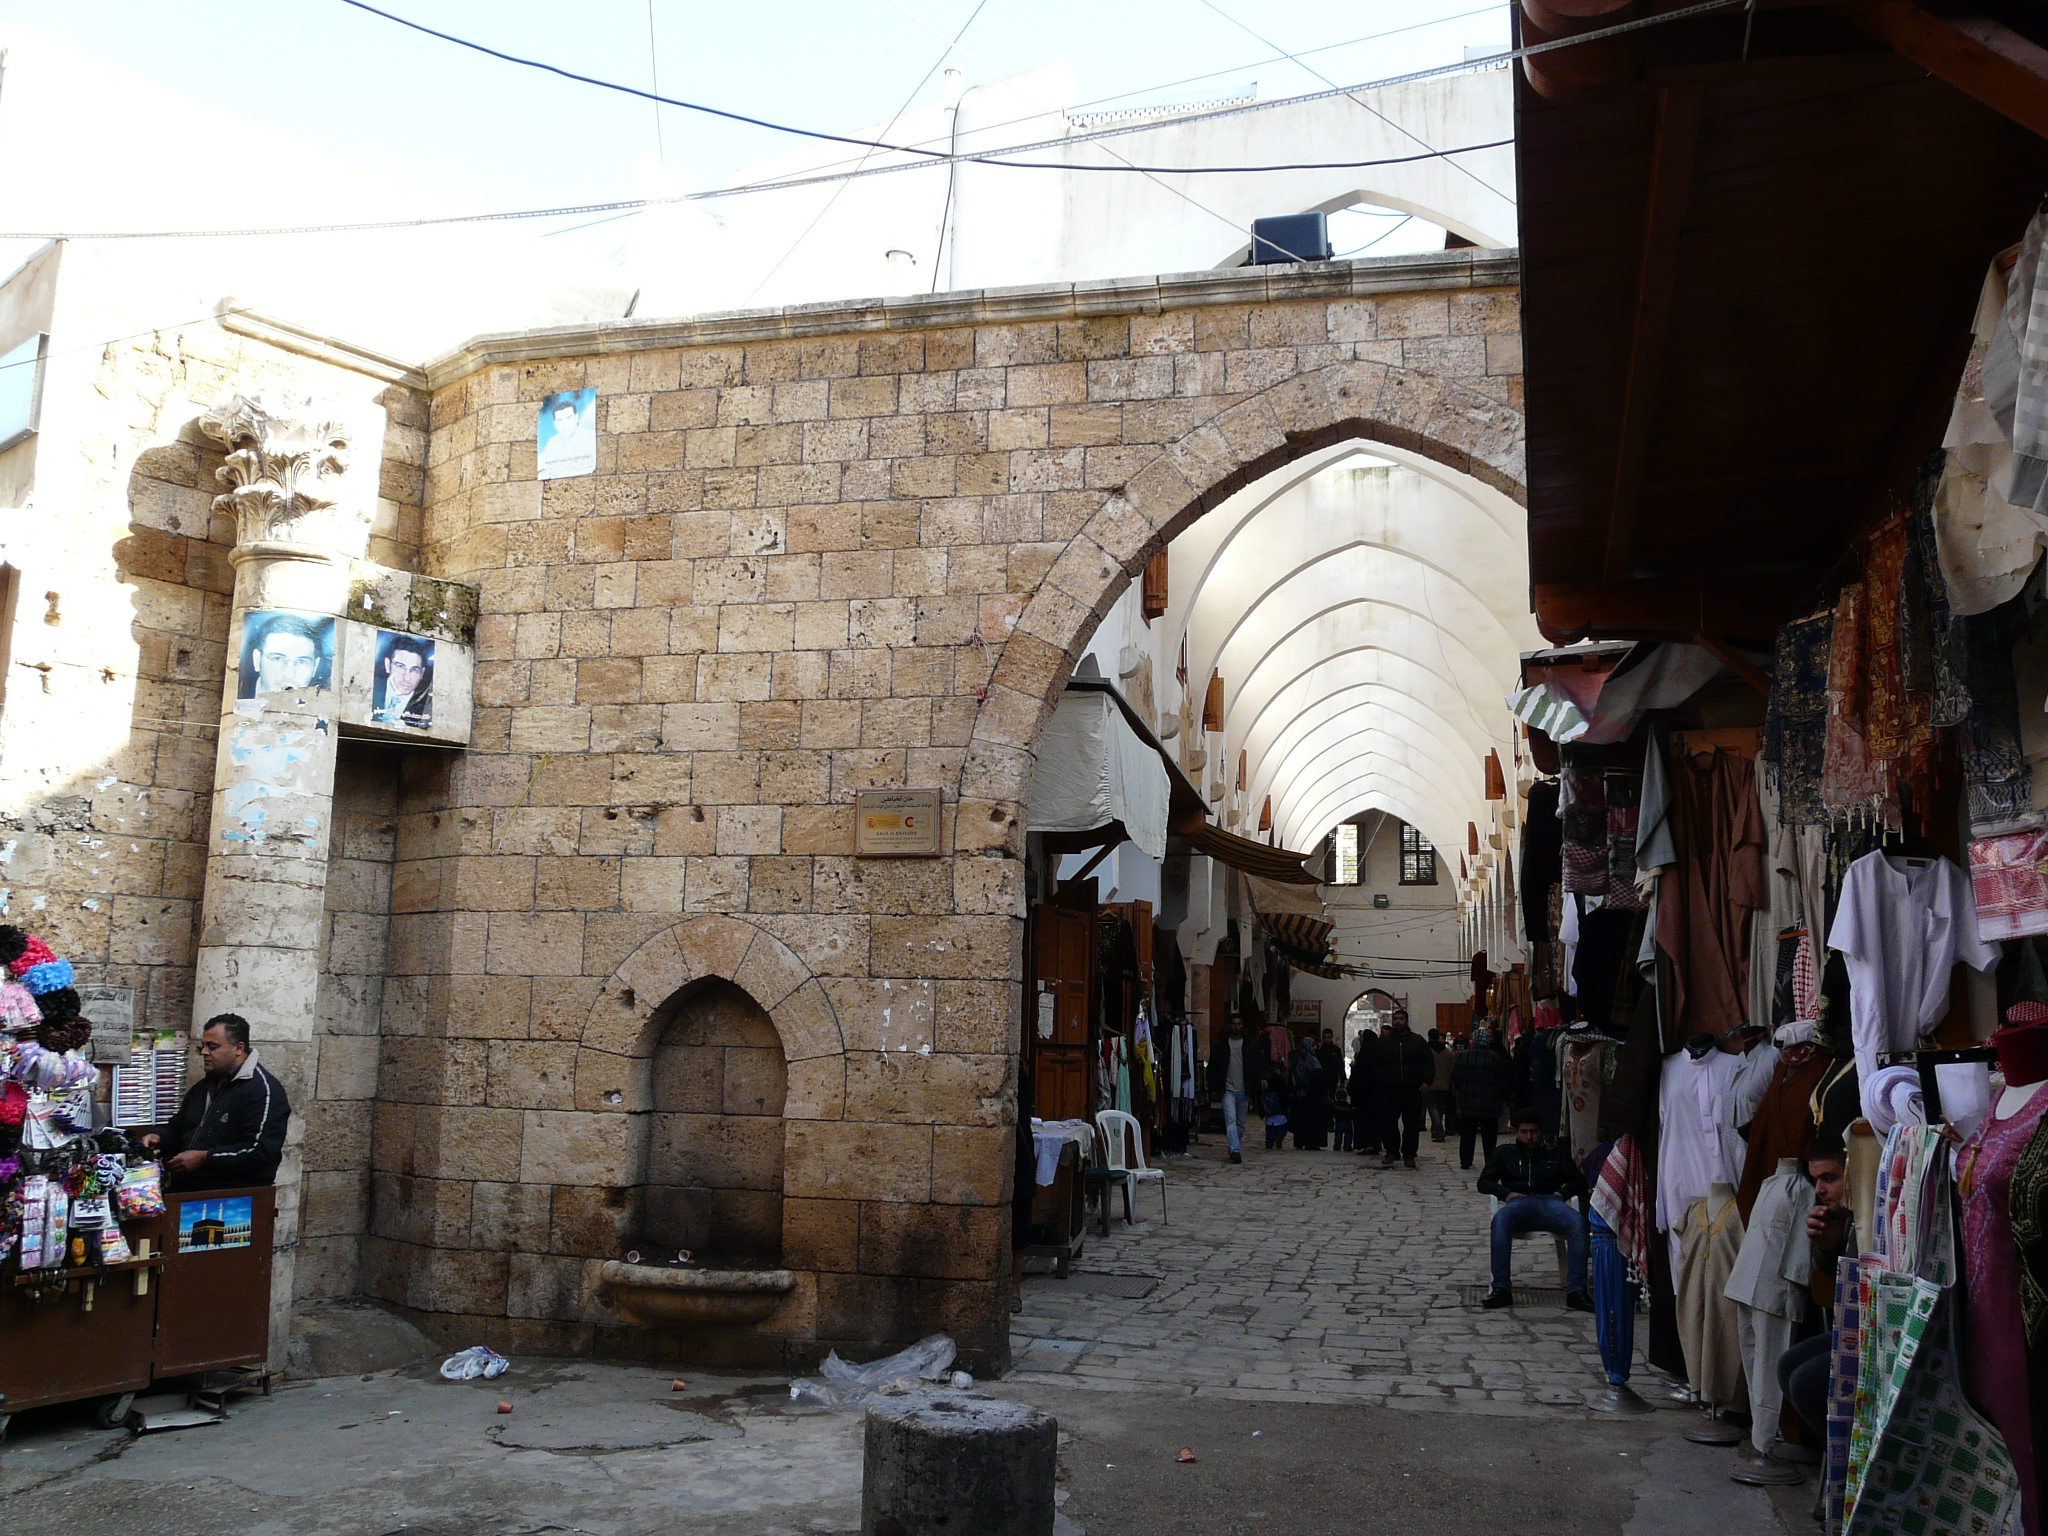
[973,359,1526,812]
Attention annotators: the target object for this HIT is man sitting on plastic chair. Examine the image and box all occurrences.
[1476,1106,1593,1313]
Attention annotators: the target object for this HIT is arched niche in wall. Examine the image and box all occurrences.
[641,976,789,1267]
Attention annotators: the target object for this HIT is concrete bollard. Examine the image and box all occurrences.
[861,1392,1057,1536]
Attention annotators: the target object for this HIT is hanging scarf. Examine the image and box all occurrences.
[1861,514,1936,799]
[1962,606,2033,834]
[1763,607,1835,827]
[1822,585,1896,829]
[1590,1131,1649,1275]
[1908,471,1973,728]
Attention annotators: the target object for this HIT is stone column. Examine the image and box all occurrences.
[193,392,368,1365]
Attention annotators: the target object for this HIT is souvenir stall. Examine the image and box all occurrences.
[0,923,273,1436]
[1506,205,2048,1529]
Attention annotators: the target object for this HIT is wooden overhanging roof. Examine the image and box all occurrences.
[1517,0,2048,647]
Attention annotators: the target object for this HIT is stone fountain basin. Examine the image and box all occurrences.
[597,1261,796,1328]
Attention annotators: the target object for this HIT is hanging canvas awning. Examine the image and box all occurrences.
[1027,690,1170,860]
[1185,823,1319,885]
[1263,910,1334,957]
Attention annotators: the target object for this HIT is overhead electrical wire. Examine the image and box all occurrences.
[0,0,1745,244]
[741,0,993,305]
[665,3,1506,195]
[1189,0,1511,205]
[875,0,1252,242]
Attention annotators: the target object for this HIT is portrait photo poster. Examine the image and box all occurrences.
[237,609,335,700]
[537,387,598,481]
[368,628,435,731]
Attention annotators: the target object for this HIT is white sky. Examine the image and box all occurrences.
[0,0,1509,229]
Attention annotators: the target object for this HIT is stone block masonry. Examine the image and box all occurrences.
[1,249,1520,1377]
[370,253,1524,1373]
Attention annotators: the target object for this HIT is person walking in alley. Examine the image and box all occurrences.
[1317,1028,1345,1149]
[1348,1031,1381,1155]
[1452,1024,1511,1169]
[1289,1033,1326,1149]
[1477,1106,1593,1311]
[1377,1009,1434,1169]
[1207,1016,1256,1164]
[1426,1028,1455,1141]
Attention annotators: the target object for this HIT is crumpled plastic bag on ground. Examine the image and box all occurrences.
[788,1333,956,1409]
[440,1345,510,1380]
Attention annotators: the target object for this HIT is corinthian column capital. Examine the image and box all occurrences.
[200,390,361,554]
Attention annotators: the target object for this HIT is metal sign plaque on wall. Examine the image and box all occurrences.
[855,789,943,857]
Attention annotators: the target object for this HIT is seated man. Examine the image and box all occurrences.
[1477,1106,1592,1311]
[1777,1142,1852,1447]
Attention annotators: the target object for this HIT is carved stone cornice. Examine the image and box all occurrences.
[200,391,361,552]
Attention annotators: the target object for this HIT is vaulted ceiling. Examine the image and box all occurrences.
[1165,441,1544,862]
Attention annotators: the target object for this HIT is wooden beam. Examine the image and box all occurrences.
[1604,87,1704,583]
[1839,4,2048,139]
[1533,569,1829,648]
[1692,631,1773,696]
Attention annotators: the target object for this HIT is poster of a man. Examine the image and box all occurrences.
[237,611,334,699]
[536,388,597,481]
[370,630,434,729]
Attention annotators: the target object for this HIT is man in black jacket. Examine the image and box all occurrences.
[145,1013,291,1191]
[1376,1010,1435,1170]
[1476,1107,1592,1310]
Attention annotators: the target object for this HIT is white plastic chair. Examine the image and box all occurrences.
[1094,1109,1167,1225]
[1487,1195,1569,1289]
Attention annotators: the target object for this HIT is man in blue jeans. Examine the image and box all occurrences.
[1476,1106,1593,1312]
[1205,1015,1256,1164]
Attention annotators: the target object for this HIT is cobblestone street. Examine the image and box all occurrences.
[1014,1122,1634,1413]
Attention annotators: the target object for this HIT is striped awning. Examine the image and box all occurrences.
[1185,823,1319,884]
[1264,911,1334,956]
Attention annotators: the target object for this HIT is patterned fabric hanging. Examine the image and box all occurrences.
[1764,607,1836,827]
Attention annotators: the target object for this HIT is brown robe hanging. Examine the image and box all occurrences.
[1656,747,1767,1051]
[1732,1054,1831,1223]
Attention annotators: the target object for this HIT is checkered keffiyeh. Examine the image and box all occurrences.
[1987,200,2048,515]
[1590,1132,1648,1276]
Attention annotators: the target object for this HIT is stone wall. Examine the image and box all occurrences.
[300,747,402,1299]
[360,255,1525,1370]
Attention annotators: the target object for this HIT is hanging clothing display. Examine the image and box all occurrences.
[1592,1131,1651,1277]
[1762,608,1836,829]
[1654,746,1767,1048]
[1733,1050,1832,1222]
[1725,1158,1813,1454]
[1984,200,2048,520]
[1560,746,1609,896]
[1730,1037,1782,1133]
[1829,852,2000,1113]
[1656,1048,1746,1235]
[1935,258,2047,615]
[1822,584,1894,826]
[1959,1086,2048,1534]
[1560,1038,1609,1166]
[1674,1185,1747,1408]
[1522,778,1563,942]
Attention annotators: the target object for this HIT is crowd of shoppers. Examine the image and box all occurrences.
[1209,1010,1604,1319]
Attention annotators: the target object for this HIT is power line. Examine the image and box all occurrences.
[332,0,958,163]
[742,0,992,305]
[877,0,1250,242]
[688,3,1506,195]
[1191,0,1512,205]
[8,0,1744,243]
[0,143,1512,242]
[645,0,666,169]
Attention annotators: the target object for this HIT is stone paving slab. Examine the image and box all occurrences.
[1013,1126,1643,1415]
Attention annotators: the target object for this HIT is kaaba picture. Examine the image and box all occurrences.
[178,1195,254,1251]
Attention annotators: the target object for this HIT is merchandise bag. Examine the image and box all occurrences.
[116,1160,164,1218]
[1845,1275,2019,1536]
